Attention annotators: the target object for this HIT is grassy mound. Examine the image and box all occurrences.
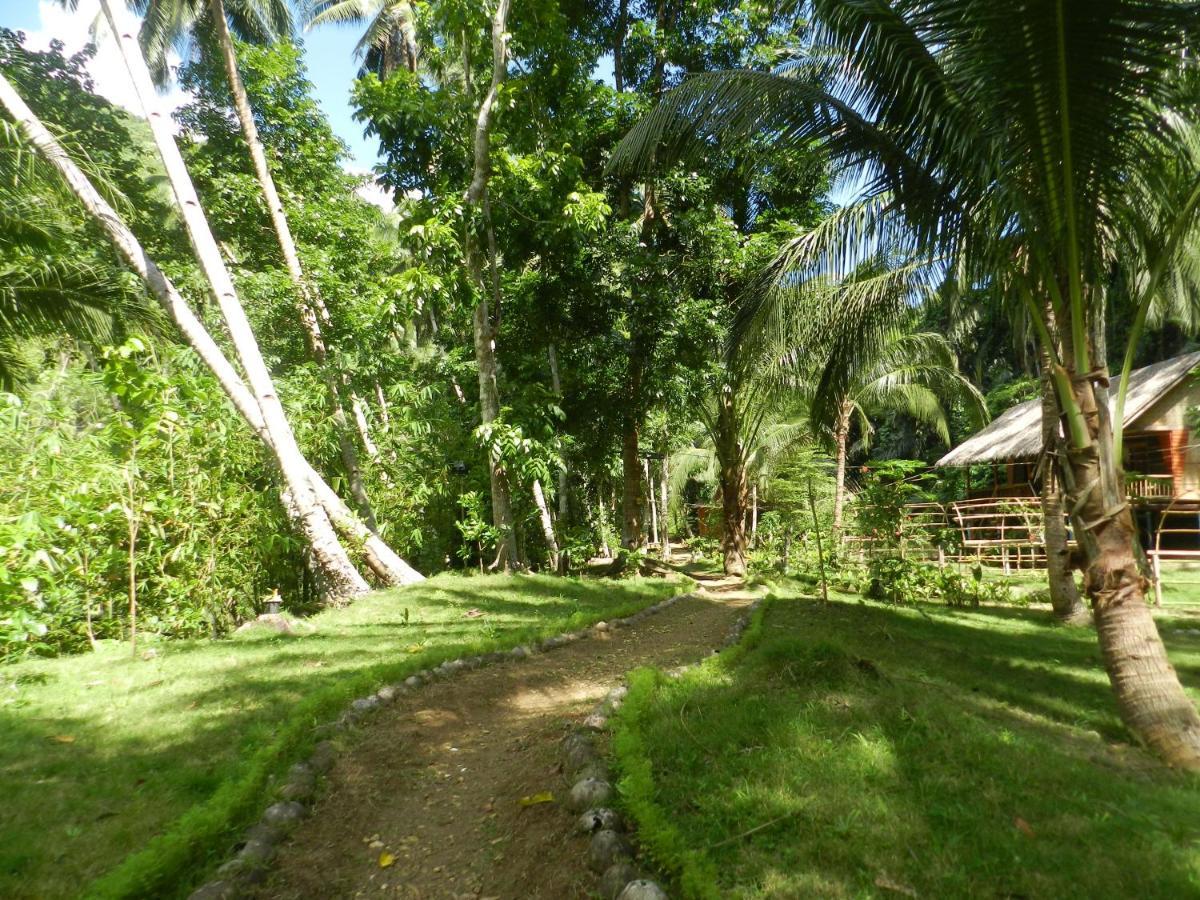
[612,588,1200,899]
[0,573,677,899]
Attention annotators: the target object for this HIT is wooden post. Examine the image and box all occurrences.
[1152,551,1164,607]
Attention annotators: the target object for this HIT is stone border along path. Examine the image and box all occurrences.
[564,594,765,900]
[185,575,754,899]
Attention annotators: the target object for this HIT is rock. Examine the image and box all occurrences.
[261,801,306,830]
[575,760,610,783]
[187,880,238,900]
[593,621,610,633]
[280,769,316,802]
[236,837,276,865]
[589,828,633,872]
[600,861,641,899]
[510,645,533,659]
[576,807,623,834]
[235,613,309,637]
[617,880,669,900]
[568,777,613,812]
[404,675,423,689]
[444,658,466,674]
[376,685,398,704]
[308,741,337,773]
[563,733,596,772]
[352,696,377,714]
[242,822,283,846]
[582,712,608,731]
[606,685,629,704]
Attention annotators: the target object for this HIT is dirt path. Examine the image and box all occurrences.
[250,578,751,900]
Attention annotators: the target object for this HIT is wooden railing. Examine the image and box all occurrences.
[1127,474,1175,499]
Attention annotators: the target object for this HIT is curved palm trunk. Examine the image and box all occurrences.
[100,3,369,599]
[208,0,377,532]
[465,0,519,569]
[1038,351,1088,625]
[1059,347,1200,768]
[0,70,424,589]
[716,386,747,577]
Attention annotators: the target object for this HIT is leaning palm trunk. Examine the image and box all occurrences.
[0,70,424,589]
[621,354,645,549]
[464,0,519,569]
[208,0,378,532]
[531,479,560,571]
[1038,346,1088,625]
[100,2,369,598]
[1059,345,1200,768]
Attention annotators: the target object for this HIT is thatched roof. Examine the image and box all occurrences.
[937,351,1200,466]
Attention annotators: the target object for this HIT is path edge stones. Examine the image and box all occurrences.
[561,591,766,900]
[185,585,699,900]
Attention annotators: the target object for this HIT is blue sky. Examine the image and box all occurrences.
[0,0,383,169]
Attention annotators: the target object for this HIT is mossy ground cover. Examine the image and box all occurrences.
[0,573,677,898]
[613,587,1200,899]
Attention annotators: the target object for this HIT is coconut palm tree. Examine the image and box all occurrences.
[304,0,420,77]
[815,326,986,538]
[133,0,384,530]
[84,0,379,598]
[610,0,1200,767]
[0,65,424,590]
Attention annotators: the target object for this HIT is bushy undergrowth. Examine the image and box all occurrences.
[0,346,303,659]
[861,555,1020,607]
[610,590,1200,899]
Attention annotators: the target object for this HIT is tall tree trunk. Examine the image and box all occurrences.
[750,482,758,543]
[0,69,424,590]
[1038,345,1089,625]
[548,343,570,521]
[646,458,659,545]
[101,2,367,599]
[1057,334,1200,769]
[598,490,613,558]
[832,400,851,537]
[531,479,560,571]
[660,455,671,560]
[716,385,747,577]
[621,355,644,550]
[209,0,378,533]
[464,0,519,569]
[613,0,628,93]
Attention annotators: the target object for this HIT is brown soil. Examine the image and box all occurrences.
[251,577,752,900]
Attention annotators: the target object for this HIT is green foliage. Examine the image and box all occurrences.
[0,340,301,659]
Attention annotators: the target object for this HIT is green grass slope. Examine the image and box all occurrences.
[613,588,1200,899]
[0,573,677,898]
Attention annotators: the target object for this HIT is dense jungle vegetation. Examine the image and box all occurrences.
[3,0,1200,855]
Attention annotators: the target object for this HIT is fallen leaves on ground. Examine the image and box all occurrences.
[518,791,555,807]
[378,852,396,868]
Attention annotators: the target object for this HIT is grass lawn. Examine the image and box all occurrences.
[0,572,678,899]
[613,587,1200,899]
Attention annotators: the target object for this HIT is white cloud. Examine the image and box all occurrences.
[346,167,395,214]
[22,0,188,122]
